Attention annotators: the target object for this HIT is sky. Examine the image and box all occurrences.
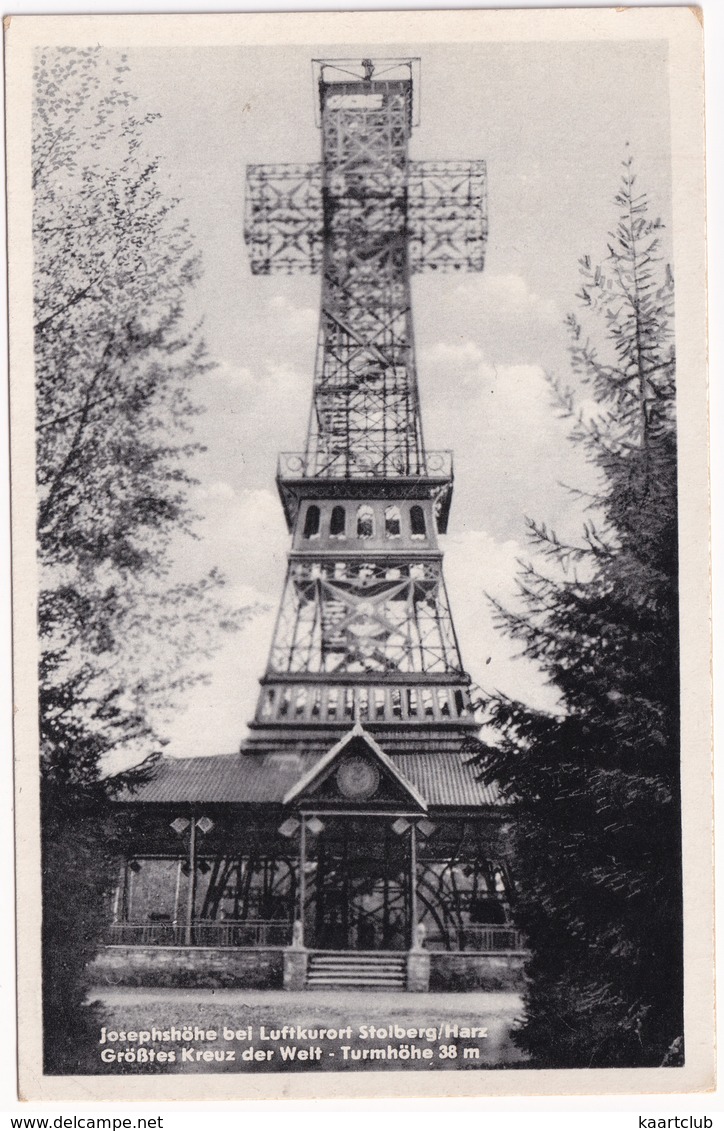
[117,39,673,757]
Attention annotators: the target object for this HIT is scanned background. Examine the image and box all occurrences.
[7,6,711,1102]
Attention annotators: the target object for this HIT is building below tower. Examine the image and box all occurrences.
[97,723,525,992]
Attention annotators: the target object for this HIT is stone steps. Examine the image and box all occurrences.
[306,951,407,990]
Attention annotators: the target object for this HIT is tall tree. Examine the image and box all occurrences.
[33,47,249,1070]
[471,155,680,1068]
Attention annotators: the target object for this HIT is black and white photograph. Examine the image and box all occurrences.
[6,7,712,1102]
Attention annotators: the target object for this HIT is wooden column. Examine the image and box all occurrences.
[298,817,307,945]
[172,858,183,927]
[342,832,349,943]
[409,823,418,949]
[111,861,125,924]
[382,825,390,947]
[125,860,133,923]
[185,817,197,946]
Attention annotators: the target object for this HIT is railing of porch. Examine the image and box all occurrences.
[107,920,293,947]
[425,925,526,952]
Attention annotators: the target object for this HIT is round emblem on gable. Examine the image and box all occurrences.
[336,756,380,801]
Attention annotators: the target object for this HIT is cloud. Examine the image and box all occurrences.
[160,485,291,756]
[442,528,561,714]
[417,341,598,544]
[195,480,236,501]
[453,272,559,322]
[267,294,318,334]
[160,590,279,758]
[197,356,310,483]
[208,360,256,389]
[421,340,494,387]
[413,270,563,373]
[421,342,554,426]
[209,357,306,401]
[169,484,288,599]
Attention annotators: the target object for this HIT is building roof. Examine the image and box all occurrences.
[118,744,506,810]
[394,753,504,808]
[283,723,429,810]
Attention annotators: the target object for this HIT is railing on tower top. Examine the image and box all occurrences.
[278,449,453,481]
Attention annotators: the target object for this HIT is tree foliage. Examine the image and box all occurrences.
[33,47,249,1070]
[34,47,246,797]
[470,156,681,1067]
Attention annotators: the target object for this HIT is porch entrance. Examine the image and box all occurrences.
[107,811,522,955]
[305,819,411,951]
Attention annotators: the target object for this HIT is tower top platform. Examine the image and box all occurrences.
[275,450,454,533]
[311,57,421,127]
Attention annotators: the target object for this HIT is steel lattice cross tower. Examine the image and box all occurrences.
[243,58,488,756]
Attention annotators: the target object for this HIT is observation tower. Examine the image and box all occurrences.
[244,57,487,757]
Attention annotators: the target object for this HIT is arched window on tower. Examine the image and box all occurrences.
[357,505,374,539]
[330,505,346,538]
[384,505,401,538]
[410,504,427,540]
[303,504,320,539]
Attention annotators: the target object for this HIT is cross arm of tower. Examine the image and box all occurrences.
[244,159,488,276]
[408,160,488,273]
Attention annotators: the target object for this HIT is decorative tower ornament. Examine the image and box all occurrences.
[243,58,488,757]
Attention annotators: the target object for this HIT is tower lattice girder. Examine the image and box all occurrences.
[270,559,462,676]
[243,59,488,755]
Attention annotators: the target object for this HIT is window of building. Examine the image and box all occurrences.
[330,505,346,538]
[357,504,374,539]
[303,504,320,538]
[384,505,401,538]
[410,505,427,539]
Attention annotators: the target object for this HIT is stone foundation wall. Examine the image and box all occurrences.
[89,946,284,990]
[89,946,527,993]
[429,951,528,992]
